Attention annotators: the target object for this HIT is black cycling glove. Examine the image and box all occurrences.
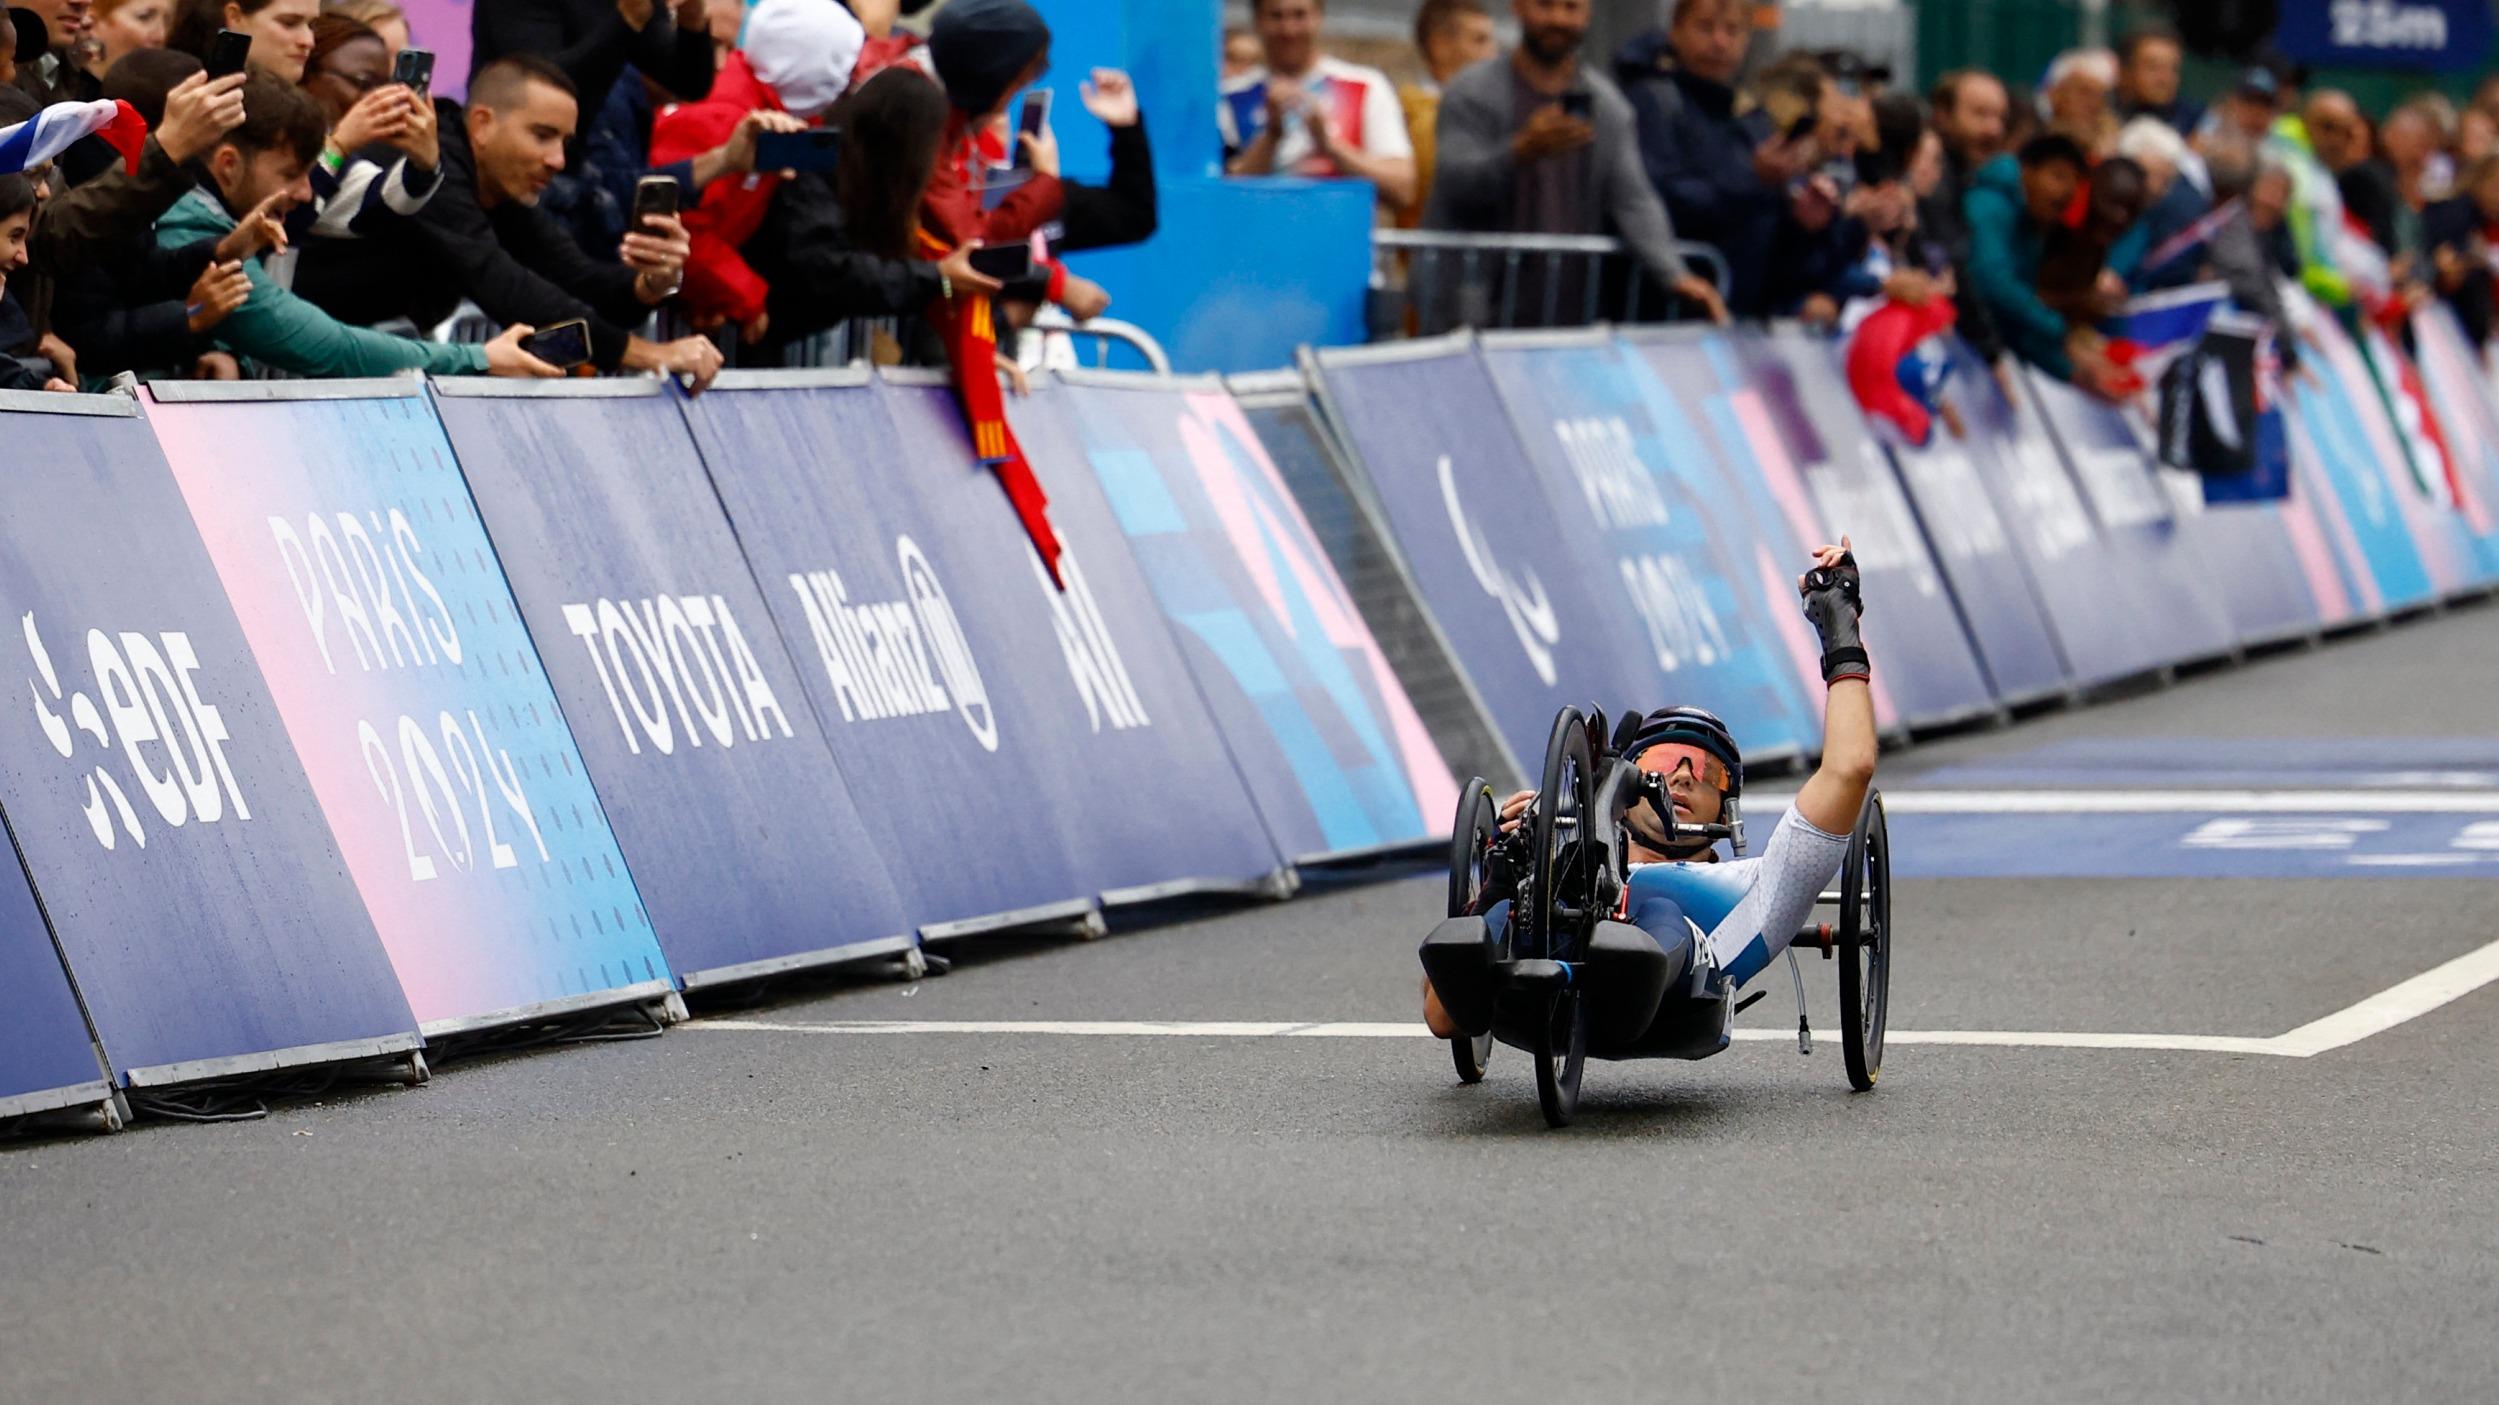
[1800,551,1869,685]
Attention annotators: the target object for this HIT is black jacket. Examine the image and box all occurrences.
[471,0,713,117]
[1061,119,1158,254]
[297,101,652,368]
[1613,32,1781,315]
[50,236,220,382]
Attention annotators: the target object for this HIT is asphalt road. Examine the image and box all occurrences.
[5,604,2498,1404]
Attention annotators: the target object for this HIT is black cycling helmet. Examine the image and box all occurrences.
[1625,706,1743,798]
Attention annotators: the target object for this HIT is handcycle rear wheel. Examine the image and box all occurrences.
[1522,710,1595,965]
[1533,990,1588,1128]
[1445,778,1500,1084]
[1837,791,1891,1091]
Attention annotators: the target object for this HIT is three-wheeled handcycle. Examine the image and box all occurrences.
[1420,704,1890,1127]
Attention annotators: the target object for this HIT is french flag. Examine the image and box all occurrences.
[0,98,147,177]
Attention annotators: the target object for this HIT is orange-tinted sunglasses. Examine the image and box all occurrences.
[1640,742,1731,792]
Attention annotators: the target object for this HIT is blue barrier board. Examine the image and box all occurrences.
[0,845,105,1117]
[1477,337,1821,758]
[1052,376,1457,862]
[433,383,915,986]
[683,375,1096,931]
[1880,430,2073,704]
[149,386,670,1033]
[1744,330,2018,722]
[0,398,416,1085]
[2026,366,2323,648]
[913,377,1287,893]
[1312,344,1681,774]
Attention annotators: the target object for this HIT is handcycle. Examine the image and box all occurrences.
[1421,704,1890,1127]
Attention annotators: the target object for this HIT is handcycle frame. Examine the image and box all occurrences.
[1423,705,1890,1126]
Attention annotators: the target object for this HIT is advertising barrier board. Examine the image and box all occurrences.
[0,849,101,1118]
[1739,330,2009,720]
[923,376,1288,896]
[1052,374,1457,862]
[432,382,916,986]
[2019,371,2248,662]
[683,372,1099,934]
[1477,335,1821,757]
[0,395,418,1085]
[1310,342,1681,772]
[146,384,672,1034]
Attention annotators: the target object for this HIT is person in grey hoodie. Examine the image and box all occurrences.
[1421,0,1727,328]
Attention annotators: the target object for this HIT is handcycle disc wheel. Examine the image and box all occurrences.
[1445,779,1500,1084]
[1523,710,1596,964]
[1837,791,1891,1091]
[1533,990,1588,1128]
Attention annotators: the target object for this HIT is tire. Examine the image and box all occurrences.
[1523,710,1595,964]
[1838,791,1890,1091]
[1533,990,1588,1128]
[1445,779,1502,1084]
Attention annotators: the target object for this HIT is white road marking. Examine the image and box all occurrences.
[690,939,2499,1061]
[2268,937,2499,1057]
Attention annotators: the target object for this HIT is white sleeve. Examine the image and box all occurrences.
[1359,67,1413,161]
[1703,805,1851,984]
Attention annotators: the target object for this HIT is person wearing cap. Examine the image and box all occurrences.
[1423,538,1879,1035]
[2213,65,2283,146]
[648,0,863,346]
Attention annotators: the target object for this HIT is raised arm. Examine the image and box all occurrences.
[1790,538,1878,837]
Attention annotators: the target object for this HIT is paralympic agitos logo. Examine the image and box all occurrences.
[21,612,252,851]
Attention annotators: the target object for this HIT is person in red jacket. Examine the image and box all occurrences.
[647,0,861,344]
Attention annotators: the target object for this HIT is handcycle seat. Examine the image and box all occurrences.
[1419,915,1730,1062]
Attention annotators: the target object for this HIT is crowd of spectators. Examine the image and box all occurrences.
[1217,0,2499,402]
[14,0,2499,410]
[1,0,1155,408]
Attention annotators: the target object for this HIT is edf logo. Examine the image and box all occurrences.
[23,612,252,851]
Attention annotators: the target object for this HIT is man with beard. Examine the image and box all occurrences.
[1422,0,1727,327]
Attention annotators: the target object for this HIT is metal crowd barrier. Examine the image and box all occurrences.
[1374,229,1732,339]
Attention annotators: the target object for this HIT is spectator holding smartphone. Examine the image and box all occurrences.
[154,69,559,378]
[1222,0,1415,215]
[1617,0,1809,319]
[295,15,439,237]
[296,54,722,387]
[169,0,317,82]
[1424,0,1726,326]
[647,0,859,344]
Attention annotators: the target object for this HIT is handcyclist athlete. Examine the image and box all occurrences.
[1423,539,1878,1034]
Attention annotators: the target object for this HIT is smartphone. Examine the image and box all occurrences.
[1559,91,1594,122]
[631,175,680,235]
[520,319,593,371]
[205,29,253,80]
[753,128,842,173]
[967,242,1033,281]
[1011,88,1052,169]
[1783,105,1820,145]
[390,47,434,99]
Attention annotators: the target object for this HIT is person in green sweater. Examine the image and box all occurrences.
[154,70,556,381]
[1961,131,2130,401]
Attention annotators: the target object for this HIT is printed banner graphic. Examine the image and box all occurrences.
[1312,346,1671,772]
[0,403,415,1082]
[147,388,670,1031]
[1055,378,1456,860]
[682,377,1114,931]
[1477,339,1821,757]
[434,385,915,984]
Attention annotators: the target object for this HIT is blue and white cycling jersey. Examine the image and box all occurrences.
[1623,805,1851,986]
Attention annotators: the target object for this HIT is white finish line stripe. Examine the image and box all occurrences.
[692,937,2499,1059]
[1871,790,2499,814]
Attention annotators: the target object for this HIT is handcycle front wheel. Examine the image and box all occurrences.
[1445,778,1502,1084]
[1533,989,1588,1127]
[1837,790,1890,1091]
